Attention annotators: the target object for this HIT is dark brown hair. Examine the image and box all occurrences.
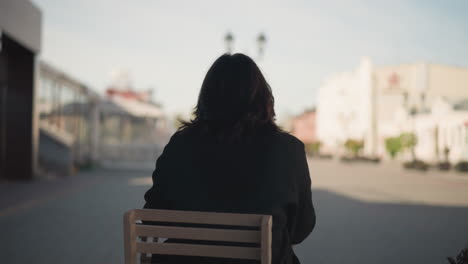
[180,53,280,142]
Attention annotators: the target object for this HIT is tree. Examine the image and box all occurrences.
[385,137,403,159]
[400,132,418,161]
[344,139,364,157]
[305,141,322,156]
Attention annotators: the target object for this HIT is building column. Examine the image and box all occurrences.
[0,0,42,180]
[89,97,100,164]
[0,34,36,180]
[360,57,378,157]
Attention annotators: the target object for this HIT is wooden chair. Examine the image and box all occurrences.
[123,209,272,264]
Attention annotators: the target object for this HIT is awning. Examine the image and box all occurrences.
[109,97,164,118]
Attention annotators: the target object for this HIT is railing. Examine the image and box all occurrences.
[38,61,100,171]
[99,142,165,169]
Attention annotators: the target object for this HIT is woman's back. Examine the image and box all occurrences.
[144,128,315,264]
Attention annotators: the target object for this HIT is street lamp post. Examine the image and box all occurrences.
[257,32,266,60]
[224,32,234,54]
[223,32,267,59]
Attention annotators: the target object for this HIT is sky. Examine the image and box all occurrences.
[32,0,468,119]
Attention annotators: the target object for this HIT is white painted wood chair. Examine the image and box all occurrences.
[123,209,272,264]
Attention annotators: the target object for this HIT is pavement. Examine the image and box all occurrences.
[0,159,467,264]
[310,159,468,207]
[297,159,468,264]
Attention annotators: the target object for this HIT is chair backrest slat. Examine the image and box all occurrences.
[261,216,272,264]
[132,208,264,226]
[135,225,261,243]
[123,209,272,264]
[136,242,261,259]
[124,210,137,264]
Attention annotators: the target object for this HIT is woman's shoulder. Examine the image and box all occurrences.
[268,130,304,147]
[166,127,203,147]
[167,128,304,149]
[166,129,191,144]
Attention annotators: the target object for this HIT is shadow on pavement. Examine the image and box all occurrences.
[295,189,468,264]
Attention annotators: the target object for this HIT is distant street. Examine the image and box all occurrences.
[1,159,467,264]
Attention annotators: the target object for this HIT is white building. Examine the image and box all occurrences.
[316,58,468,161]
[409,97,468,163]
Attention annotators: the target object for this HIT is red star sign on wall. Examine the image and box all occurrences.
[388,72,400,87]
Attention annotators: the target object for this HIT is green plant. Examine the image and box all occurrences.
[385,136,403,159]
[310,141,322,155]
[344,139,364,157]
[304,141,322,156]
[400,132,418,161]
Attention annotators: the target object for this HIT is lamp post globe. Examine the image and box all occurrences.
[257,32,267,59]
[224,32,234,53]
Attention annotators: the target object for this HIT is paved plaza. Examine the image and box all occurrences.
[298,159,468,264]
[0,159,467,263]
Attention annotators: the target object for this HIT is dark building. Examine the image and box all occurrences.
[0,0,42,180]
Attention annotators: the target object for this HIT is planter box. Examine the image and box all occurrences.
[403,160,429,171]
[438,162,451,171]
[454,162,468,172]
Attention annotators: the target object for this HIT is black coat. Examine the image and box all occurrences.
[143,129,316,264]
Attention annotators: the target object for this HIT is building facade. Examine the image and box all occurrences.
[290,109,317,144]
[409,97,468,163]
[316,58,468,161]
